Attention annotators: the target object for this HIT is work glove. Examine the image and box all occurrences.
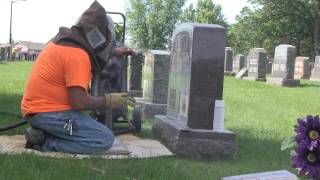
[104,93,135,109]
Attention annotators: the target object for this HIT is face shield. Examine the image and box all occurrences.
[84,15,116,65]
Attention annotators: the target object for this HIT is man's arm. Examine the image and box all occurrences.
[68,86,135,111]
[113,47,134,57]
[68,86,105,110]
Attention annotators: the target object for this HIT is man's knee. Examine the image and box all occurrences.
[99,127,115,150]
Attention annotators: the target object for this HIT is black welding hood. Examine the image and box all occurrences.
[52,1,114,74]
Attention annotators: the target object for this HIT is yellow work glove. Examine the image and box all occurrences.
[104,93,135,109]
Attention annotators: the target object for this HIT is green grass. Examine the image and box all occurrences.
[1,61,320,179]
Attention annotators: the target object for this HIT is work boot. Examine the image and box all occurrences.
[25,126,45,150]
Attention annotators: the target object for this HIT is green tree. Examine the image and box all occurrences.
[126,0,186,49]
[230,0,320,58]
[228,7,268,55]
[250,0,320,58]
[179,0,228,28]
[179,3,196,23]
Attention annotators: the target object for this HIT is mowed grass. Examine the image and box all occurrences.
[1,61,320,179]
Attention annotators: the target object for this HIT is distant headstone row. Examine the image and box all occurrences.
[229,44,320,86]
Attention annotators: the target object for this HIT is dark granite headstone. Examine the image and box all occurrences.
[128,53,144,97]
[224,47,235,76]
[136,50,170,118]
[266,58,273,74]
[267,44,300,87]
[232,54,245,73]
[153,23,235,160]
[294,56,311,79]
[225,47,233,72]
[310,56,320,81]
[244,48,267,81]
[0,47,9,61]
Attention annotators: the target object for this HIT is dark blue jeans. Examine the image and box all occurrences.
[28,110,114,154]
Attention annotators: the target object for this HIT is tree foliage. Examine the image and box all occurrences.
[179,0,228,28]
[126,0,320,59]
[126,0,185,49]
[229,0,320,59]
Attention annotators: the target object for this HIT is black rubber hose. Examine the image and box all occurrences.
[0,119,27,132]
[0,111,27,132]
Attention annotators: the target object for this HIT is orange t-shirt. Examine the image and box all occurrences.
[21,42,92,116]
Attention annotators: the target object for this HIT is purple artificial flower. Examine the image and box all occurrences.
[292,143,320,179]
[295,115,320,151]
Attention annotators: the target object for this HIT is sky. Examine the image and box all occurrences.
[0,0,249,44]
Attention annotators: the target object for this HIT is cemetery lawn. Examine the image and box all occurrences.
[1,61,319,180]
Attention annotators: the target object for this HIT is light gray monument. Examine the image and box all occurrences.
[267,44,300,87]
[243,48,267,81]
[224,47,236,76]
[232,54,245,73]
[153,23,236,160]
[135,50,170,119]
[310,56,320,81]
[294,56,311,79]
[128,53,144,97]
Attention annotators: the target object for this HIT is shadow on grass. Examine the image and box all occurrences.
[299,82,320,88]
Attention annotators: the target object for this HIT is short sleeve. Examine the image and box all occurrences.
[63,47,92,90]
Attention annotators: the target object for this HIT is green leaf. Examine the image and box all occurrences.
[281,136,296,151]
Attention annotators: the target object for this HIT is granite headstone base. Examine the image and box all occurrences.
[224,71,236,76]
[135,98,166,119]
[243,76,266,81]
[128,90,143,98]
[310,77,320,81]
[266,78,300,87]
[153,115,236,160]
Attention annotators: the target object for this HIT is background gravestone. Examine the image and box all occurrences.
[135,50,170,118]
[243,48,267,81]
[243,56,248,68]
[310,56,320,81]
[294,56,311,79]
[153,23,236,160]
[266,58,273,74]
[224,47,235,76]
[232,54,245,73]
[267,44,300,87]
[128,53,144,97]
